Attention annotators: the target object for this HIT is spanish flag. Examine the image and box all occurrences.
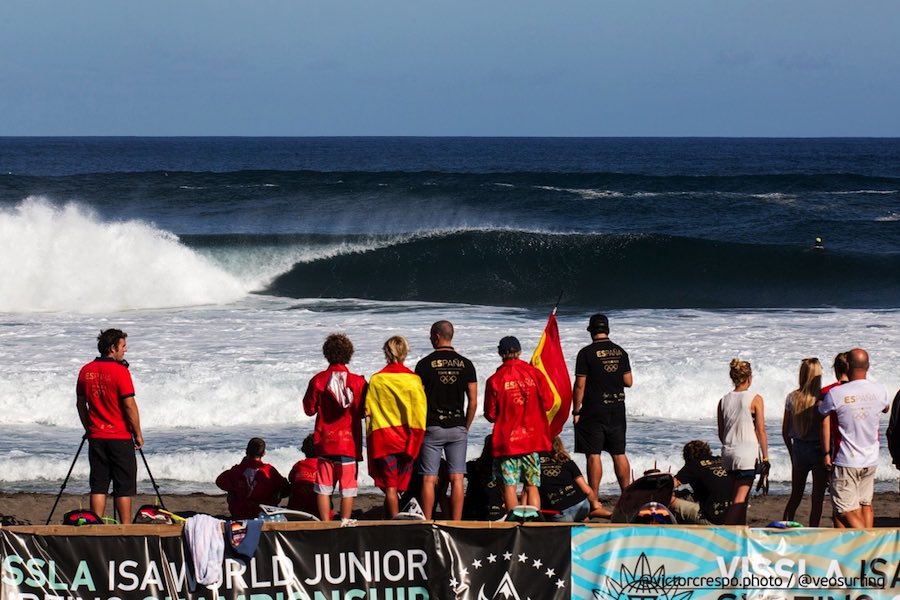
[530,311,572,438]
[365,363,427,460]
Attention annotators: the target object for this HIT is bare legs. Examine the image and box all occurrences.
[90,493,133,524]
[587,453,632,497]
[724,479,752,525]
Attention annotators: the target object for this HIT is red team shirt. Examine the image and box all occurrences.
[76,357,136,440]
[484,358,554,457]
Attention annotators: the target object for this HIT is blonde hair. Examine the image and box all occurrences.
[383,335,409,364]
[729,358,752,386]
[550,436,571,462]
[790,357,822,439]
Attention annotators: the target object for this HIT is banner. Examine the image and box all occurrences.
[7,524,900,600]
[0,524,566,600]
[530,312,572,438]
[572,525,900,600]
[433,526,571,599]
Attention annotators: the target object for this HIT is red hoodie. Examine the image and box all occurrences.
[484,358,553,457]
[215,457,288,519]
[303,364,367,460]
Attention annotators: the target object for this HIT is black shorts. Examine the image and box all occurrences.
[574,411,627,455]
[88,438,137,497]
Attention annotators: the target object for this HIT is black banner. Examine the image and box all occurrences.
[433,526,571,600]
[5,524,557,600]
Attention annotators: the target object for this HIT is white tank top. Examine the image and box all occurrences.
[719,389,759,471]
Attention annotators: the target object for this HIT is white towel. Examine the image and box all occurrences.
[183,514,225,586]
[328,371,354,408]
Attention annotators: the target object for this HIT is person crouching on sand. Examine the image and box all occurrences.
[483,336,553,513]
[365,336,427,518]
[717,359,769,525]
[216,438,289,519]
[302,333,368,524]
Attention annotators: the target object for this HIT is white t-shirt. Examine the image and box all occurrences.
[819,378,889,468]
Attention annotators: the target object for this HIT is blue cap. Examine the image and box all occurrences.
[498,336,521,355]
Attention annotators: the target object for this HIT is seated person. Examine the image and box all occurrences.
[462,435,506,521]
[671,440,734,525]
[216,437,289,519]
[287,434,321,516]
[539,437,610,522]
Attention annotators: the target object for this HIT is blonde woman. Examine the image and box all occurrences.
[365,336,427,518]
[781,358,826,526]
[717,358,769,525]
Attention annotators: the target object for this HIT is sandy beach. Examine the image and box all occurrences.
[5,490,900,528]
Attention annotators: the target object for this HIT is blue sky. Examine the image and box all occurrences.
[1,1,898,136]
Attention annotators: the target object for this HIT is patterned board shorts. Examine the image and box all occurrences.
[493,452,541,487]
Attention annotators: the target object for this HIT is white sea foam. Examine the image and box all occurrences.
[533,186,627,199]
[876,212,900,222]
[0,198,248,313]
[1,298,898,494]
[827,190,897,196]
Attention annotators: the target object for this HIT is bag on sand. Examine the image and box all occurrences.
[632,501,677,524]
[611,469,675,523]
[134,505,184,524]
[63,509,103,526]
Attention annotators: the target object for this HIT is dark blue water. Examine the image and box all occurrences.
[2,137,899,308]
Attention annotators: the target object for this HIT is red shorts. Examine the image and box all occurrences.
[315,457,359,498]
[370,454,414,491]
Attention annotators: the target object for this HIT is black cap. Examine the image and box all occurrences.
[498,336,521,355]
[587,313,609,334]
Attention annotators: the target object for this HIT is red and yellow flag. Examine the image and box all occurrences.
[530,311,572,438]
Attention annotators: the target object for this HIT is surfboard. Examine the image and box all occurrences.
[503,504,543,523]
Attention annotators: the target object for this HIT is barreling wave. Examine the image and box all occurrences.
[264,230,900,308]
[0,198,247,312]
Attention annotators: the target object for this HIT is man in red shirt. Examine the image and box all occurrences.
[76,329,144,524]
[484,336,553,512]
[216,438,289,519]
[303,333,368,523]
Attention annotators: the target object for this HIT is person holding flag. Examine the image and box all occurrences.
[572,313,633,496]
[529,306,572,439]
[484,336,554,512]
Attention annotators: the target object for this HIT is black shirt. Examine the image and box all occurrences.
[675,457,734,525]
[415,348,477,428]
[539,454,588,511]
[463,458,505,521]
[575,338,631,417]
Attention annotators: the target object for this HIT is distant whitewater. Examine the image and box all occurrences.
[0,198,246,312]
[1,137,898,496]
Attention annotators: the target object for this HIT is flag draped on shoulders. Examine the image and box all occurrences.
[365,363,427,460]
[530,311,572,438]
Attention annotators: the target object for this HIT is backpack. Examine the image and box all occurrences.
[63,509,103,526]
[632,502,677,525]
[133,504,182,524]
[612,469,675,523]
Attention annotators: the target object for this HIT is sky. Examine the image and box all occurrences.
[1,1,898,137]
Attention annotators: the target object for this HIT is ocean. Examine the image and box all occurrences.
[1,137,898,499]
